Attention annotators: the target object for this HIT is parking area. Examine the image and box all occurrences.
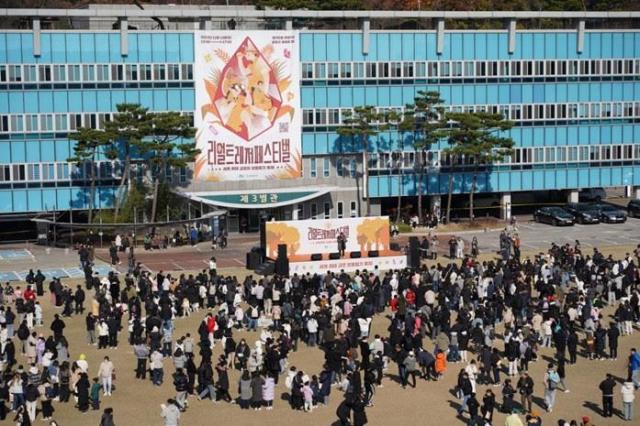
[472,216,640,254]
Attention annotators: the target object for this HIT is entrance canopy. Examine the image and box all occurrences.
[180,186,336,209]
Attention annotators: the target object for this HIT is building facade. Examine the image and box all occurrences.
[1,8,640,232]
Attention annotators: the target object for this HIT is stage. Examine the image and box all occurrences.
[288,254,407,275]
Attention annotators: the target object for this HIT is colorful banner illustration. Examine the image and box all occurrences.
[194,31,301,182]
[265,216,392,262]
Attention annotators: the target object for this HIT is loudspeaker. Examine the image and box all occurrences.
[277,244,287,260]
[310,253,322,261]
[367,250,379,258]
[255,260,275,276]
[350,251,362,259]
[246,252,261,269]
[259,220,266,252]
[408,236,420,268]
[329,252,341,260]
[275,258,289,276]
[390,242,401,252]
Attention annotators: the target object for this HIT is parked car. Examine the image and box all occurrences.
[563,202,601,224]
[533,207,575,226]
[628,199,640,218]
[579,187,606,202]
[590,203,627,223]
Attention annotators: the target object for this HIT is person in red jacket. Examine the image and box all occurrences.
[23,286,36,302]
[390,295,399,313]
[405,288,416,307]
[206,313,216,348]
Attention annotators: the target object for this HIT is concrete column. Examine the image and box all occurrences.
[634,186,640,200]
[32,19,41,57]
[119,18,128,57]
[501,193,512,221]
[508,20,517,54]
[285,20,293,30]
[567,190,579,203]
[436,19,445,55]
[430,195,441,217]
[362,19,370,55]
[577,20,585,54]
[292,204,299,220]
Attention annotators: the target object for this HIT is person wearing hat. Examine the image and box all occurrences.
[77,353,89,374]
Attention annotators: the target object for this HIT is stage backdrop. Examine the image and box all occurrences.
[193,31,301,182]
[265,217,392,261]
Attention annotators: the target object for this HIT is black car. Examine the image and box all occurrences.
[628,199,640,218]
[590,203,627,223]
[533,207,575,226]
[563,203,600,224]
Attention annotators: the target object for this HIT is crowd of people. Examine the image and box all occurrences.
[0,231,639,426]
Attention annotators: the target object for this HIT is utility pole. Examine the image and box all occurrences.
[69,208,73,247]
[133,206,137,248]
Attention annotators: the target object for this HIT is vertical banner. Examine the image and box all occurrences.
[193,31,301,182]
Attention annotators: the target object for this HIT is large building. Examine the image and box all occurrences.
[1,7,640,233]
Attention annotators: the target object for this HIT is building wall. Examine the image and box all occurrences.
[1,29,640,214]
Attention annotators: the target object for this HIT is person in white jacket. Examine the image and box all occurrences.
[621,380,636,421]
[98,356,115,396]
[161,399,181,426]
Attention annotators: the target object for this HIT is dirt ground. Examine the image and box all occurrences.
[8,245,640,426]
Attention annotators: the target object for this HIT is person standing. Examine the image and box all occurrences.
[456,371,473,417]
[481,389,496,423]
[543,363,560,413]
[517,372,534,413]
[621,379,635,421]
[100,407,115,426]
[98,356,114,396]
[608,323,620,360]
[76,372,91,413]
[172,368,189,411]
[629,348,640,389]
[134,341,150,380]
[161,399,181,426]
[337,232,347,258]
[599,373,616,418]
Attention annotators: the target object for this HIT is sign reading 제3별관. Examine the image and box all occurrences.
[193,31,301,182]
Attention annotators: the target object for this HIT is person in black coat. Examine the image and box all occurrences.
[352,397,368,426]
[34,270,45,297]
[215,358,231,402]
[467,392,480,420]
[74,286,85,315]
[567,328,578,364]
[336,398,351,426]
[607,323,619,359]
[598,373,616,417]
[481,389,496,423]
[76,373,91,412]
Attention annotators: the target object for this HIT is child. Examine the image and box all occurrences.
[302,381,314,412]
[90,377,101,410]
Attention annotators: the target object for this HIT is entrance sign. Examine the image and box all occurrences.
[194,31,301,182]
